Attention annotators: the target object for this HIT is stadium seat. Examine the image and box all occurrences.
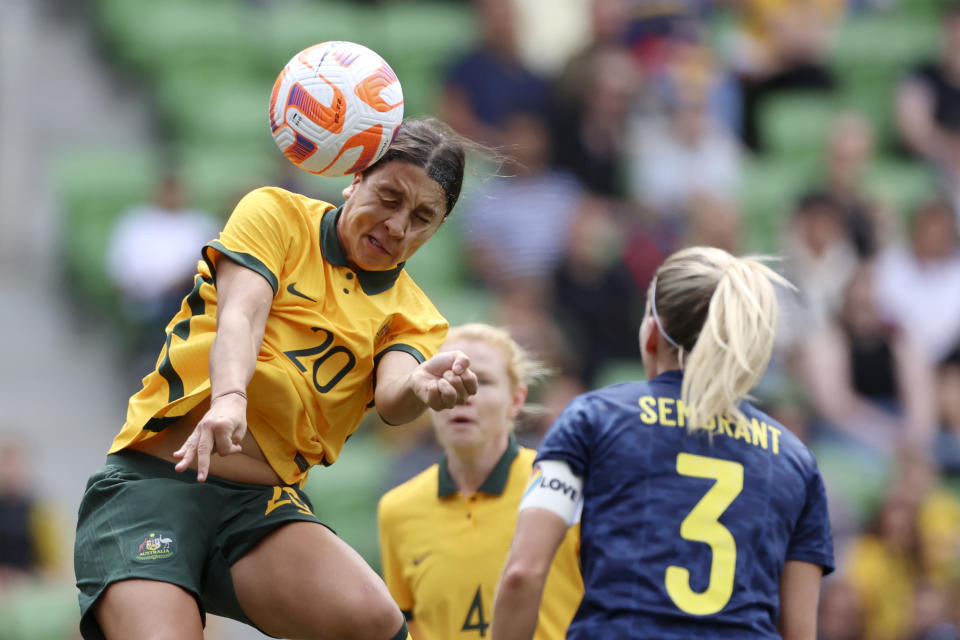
[174,143,279,216]
[96,0,251,78]
[831,14,939,75]
[378,2,477,66]
[153,72,273,150]
[739,157,816,253]
[758,92,837,160]
[863,158,939,217]
[257,2,377,71]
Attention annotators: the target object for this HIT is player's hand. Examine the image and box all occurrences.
[411,350,478,410]
[173,392,247,481]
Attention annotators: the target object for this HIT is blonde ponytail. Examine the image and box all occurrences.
[651,247,792,431]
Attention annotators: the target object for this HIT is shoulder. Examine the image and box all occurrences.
[742,402,818,468]
[378,463,440,518]
[394,271,440,306]
[234,186,334,220]
[388,273,448,331]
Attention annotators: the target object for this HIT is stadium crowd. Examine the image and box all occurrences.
[430,2,960,637]
[4,0,960,638]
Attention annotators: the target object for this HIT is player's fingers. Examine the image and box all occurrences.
[450,352,471,376]
[213,427,241,458]
[436,378,458,408]
[194,428,214,482]
[460,368,479,398]
[231,423,246,446]
[443,370,470,404]
[173,433,198,471]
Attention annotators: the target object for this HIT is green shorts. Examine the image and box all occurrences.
[74,449,331,640]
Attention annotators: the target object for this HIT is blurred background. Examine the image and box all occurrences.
[2,0,960,637]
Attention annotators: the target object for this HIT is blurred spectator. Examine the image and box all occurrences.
[780,192,859,332]
[551,197,645,386]
[732,0,841,150]
[819,113,892,256]
[684,194,743,253]
[817,577,866,640]
[844,491,923,640]
[800,263,937,455]
[624,0,706,72]
[510,0,592,77]
[105,171,218,367]
[909,581,960,640]
[0,442,61,588]
[460,109,584,298]
[895,7,960,166]
[627,82,742,222]
[933,349,960,476]
[845,453,960,640]
[553,0,634,109]
[438,0,550,146]
[873,200,960,364]
[898,449,960,589]
[652,38,744,139]
[550,44,643,197]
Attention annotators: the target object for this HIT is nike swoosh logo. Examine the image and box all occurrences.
[287,282,316,302]
[412,552,432,566]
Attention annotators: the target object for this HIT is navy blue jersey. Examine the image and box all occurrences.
[536,370,834,639]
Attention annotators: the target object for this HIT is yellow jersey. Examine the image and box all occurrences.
[378,438,583,640]
[109,186,448,485]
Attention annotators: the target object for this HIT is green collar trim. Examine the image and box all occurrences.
[437,434,520,498]
[320,206,405,295]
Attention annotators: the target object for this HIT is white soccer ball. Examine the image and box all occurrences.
[269,41,404,177]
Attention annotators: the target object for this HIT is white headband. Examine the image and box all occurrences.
[650,276,683,351]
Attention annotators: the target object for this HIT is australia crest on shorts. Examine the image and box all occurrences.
[133,531,176,562]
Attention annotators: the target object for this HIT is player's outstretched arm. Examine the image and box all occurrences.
[491,508,567,640]
[778,560,823,640]
[174,259,272,481]
[374,350,478,425]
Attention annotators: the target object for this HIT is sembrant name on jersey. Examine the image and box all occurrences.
[638,395,783,454]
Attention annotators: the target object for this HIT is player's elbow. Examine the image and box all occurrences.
[499,557,549,594]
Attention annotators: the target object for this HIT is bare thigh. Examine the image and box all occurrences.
[231,522,403,640]
[95,579,204,640]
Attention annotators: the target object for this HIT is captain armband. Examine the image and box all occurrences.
[519,459,584,526]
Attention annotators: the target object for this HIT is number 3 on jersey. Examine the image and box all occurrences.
[665,453,744,616]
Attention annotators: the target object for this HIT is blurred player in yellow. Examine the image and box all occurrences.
[378,323,583,640]
[74,118,478,640]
